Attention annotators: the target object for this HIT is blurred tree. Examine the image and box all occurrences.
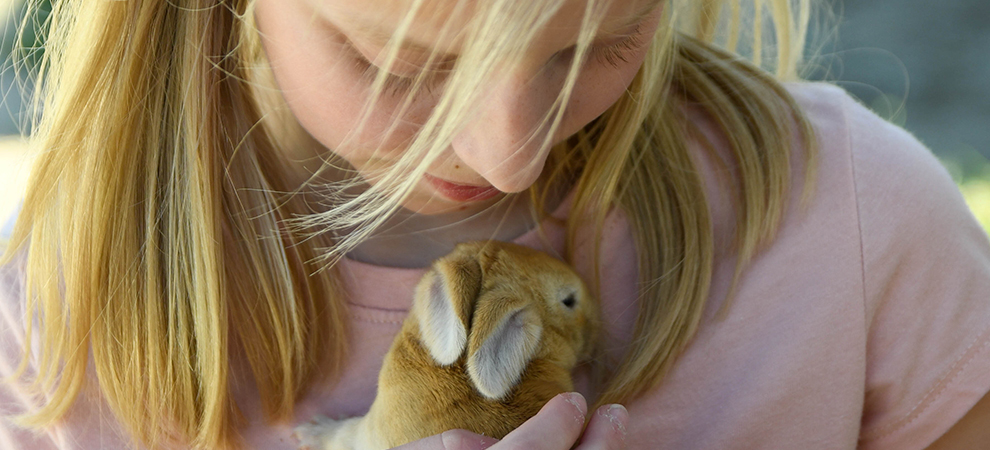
[1,0,50,135]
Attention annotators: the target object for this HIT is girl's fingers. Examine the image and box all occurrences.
[441,430,500,450]
[394,429,499,450]
[576,404,629,450]
[493,392,588,450]
[392,393,627,450]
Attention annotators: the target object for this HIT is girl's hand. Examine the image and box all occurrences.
[394,392,629,450]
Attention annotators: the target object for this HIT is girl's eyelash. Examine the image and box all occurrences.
[591,27,646,68]
[352,55,447,98]
[351,24,645,97]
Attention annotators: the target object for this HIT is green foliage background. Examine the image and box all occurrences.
[945,154,990,237]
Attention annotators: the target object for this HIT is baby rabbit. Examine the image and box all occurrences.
[295,241,600,450]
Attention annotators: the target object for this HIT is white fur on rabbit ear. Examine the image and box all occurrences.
[416,258,482,366]
[467,306,543,400]
[417,272,468,365]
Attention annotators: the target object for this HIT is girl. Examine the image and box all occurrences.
[2,0,989,448]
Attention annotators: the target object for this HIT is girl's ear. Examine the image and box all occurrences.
[467,306,543,400]
[414,255,483,366]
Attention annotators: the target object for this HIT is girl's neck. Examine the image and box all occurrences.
[343,193,541,268]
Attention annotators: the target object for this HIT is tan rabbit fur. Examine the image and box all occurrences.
[295,241,600,450]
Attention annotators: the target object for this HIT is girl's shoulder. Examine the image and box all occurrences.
[0,228,135,449]
[783,80,949,190]
[689,81,980,283]
[604,81,990,449]
[0,225,55,446]
[772,82,980,264]
[782,81,987,294]
[677,81,990,449]
[0,236,27,346]
[1,207,27,355]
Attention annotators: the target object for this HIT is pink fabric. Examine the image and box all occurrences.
[3,82,989,449]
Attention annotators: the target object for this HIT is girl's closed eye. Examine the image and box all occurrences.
[349,23,648,98]
[547,23,648,71]
[591,24,647,68]
[347,46,453,98]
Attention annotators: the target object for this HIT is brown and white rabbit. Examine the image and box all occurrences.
[295,241,600,450]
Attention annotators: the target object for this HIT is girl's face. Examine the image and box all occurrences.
[255,0,661,215]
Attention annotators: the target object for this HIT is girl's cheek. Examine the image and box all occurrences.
[554,54,648,146]
[274,54,423,164]
[258,24,422,161]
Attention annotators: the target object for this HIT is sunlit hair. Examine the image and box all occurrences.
[2,0,819,448]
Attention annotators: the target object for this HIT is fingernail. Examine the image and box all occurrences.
[562,392,587,420]
[602,404,628,437]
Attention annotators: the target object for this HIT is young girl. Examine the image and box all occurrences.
[2,0,989,448]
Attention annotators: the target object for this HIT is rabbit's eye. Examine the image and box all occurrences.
[562,294,577,309]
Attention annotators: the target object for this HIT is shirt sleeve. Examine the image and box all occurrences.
[844,94,990,449]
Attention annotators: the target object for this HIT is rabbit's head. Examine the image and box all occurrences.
[411,241,599,400]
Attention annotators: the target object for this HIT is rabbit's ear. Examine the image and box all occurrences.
[467,306,543,400]
[415,256,483,366]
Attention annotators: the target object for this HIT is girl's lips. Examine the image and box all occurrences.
[423,174,502,202]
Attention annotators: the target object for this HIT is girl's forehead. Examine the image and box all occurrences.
[306,0,659,56]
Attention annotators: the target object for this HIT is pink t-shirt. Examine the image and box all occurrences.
[3,83,990,449]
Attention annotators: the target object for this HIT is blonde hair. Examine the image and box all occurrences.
[2,0,818,448]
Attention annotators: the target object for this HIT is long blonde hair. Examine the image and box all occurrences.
[2,0,818,448]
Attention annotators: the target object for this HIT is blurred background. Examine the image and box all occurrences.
[808,0,990,234]
[0,0,988,233]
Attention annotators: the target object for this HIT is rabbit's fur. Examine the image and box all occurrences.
[295,241,600,450]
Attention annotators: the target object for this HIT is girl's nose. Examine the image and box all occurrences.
[450,63,563,193]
